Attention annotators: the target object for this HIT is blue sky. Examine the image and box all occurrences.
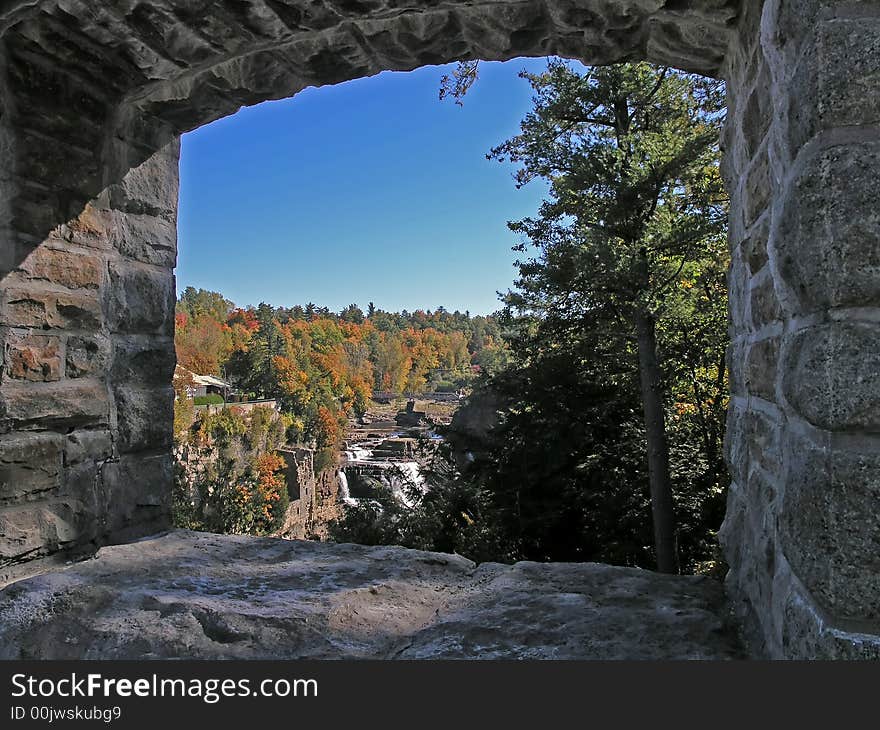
[176,58,556,316]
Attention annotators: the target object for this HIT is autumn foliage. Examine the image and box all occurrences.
[175,289,508,452]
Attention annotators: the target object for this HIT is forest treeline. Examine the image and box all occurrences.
[174,291,509,448]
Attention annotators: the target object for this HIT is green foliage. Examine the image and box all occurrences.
[336,61,728,572]
[476,60,728,571]
[193,394,224,406]
[173,407,291,536]
[313,447,337,474]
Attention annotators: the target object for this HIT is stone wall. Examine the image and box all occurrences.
[0,0,878,658]
[278,448,341,540]
[719,0,880,658]
[0,143,178,584]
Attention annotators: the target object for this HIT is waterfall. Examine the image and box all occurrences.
[337,470,357,506]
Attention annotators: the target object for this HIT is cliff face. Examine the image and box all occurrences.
[276,449,341,540]
[0,531,745,660]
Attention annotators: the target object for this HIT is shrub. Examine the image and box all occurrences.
[193,394,225,406]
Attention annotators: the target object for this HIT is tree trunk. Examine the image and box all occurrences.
[634,310,677,574]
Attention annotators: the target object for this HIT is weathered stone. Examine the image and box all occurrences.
[741,213,770,275]
[723,404,749,487]
[3,333,61,382]
[64,429,113,467]
[783,323,880,431]
[0,531,744,660]
[787,18,880,153]
[0,502,81,563]
[749,273,783,331]
[56,203,113,250]
[746,409,783,480]
[108,140,180,216]
[65,334,110,378]
[0,433,63,506]
[727,338,748,399]
[107,262,175,335]
[109,212,177,268]
[776,144,880,312]
[780,433,880,621]
[0,379,109,431]
[727,250,750,335]
[743,145,771,228]
[17,246,102,290]
[746,337,779,402]
[0,286,103,331]
[110,336,175,385]
[113,384,174,453]
[50,292,103,330]
[741,61,771,161]
[781,580,880,660]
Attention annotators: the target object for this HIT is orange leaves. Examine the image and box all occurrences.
[254,452,286,521]
[314,405,342,449]
[175,313,234,376]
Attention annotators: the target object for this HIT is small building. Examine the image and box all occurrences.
[175,366,232,400]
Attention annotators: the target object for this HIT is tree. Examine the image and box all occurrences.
[490,61,727,573]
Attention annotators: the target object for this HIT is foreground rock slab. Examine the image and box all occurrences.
[0,531,744,660]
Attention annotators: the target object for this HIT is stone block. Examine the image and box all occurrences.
[742,213,770,275]
[743,146,772,228]
[776,143,880,312]
[746,336,779,401]
[783,323,880,431]
[55,203,114,250]
[727,338,748,399]
[1,289,52,328]
[107,262,174,335]
[0,502,82,562]
[741,62,771,161]
[723,405,749,486]
[0,378,110,431]
[3,289,104,331]
[747,409,783,480]
[749,273,783,331]
[107,143,180,216]
[727,251,750,335]
[109,212,177,268]
[65,334,111,378]
[51,292,103,330]
[0,432,63,506]
[3,333,62,382]
[788,18,880,153]
[65,429,113,467]
[113,384,174,453]
[17,246,103,290]
[780,433,880,621]
[110,335,175,385]
[99,452,172,537]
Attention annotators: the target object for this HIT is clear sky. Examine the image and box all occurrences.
[176,57,556,316]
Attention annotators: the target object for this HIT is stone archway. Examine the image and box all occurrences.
[0,0,877,659]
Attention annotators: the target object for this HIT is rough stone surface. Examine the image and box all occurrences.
[719,0,880,658]
[0,531,744,660]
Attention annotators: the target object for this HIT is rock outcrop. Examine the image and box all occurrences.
[0,530,743,660]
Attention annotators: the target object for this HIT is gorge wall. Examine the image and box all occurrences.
[0,0,877,658]
[277,448,341,540]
